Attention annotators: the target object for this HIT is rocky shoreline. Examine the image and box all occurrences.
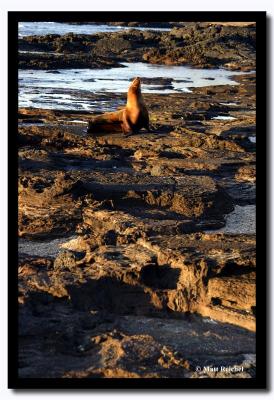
[19,22,255,70]
[18,22,256,379]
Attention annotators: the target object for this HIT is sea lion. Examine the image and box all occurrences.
[121,77,150,135]
[87,77,150,135]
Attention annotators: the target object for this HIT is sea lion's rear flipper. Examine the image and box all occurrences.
[87,110,124,135]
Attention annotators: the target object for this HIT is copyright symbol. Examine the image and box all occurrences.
[196,366,201,372]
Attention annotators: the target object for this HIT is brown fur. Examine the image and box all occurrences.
[87,77,149,135]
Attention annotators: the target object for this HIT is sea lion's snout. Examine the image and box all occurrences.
[132,77,141,87]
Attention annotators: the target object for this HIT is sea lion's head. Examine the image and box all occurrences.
[129,77,141,94]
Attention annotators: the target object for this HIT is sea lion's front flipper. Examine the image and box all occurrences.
[121,111,134,135]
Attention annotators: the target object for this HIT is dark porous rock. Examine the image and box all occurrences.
[19,52,124,70]
[140,77,173,85]
[93,37,132,55]
[54,250,86,271]
[46,70,61,74]
[18,172,85,238]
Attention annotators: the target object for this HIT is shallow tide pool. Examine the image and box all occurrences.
[19,62,251,112]
[18,236,78,258]
[209,205,256,235]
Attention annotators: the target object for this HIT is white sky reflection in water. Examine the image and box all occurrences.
[212,116,237,120]
[18,22,171,37]
[19,63,251,111]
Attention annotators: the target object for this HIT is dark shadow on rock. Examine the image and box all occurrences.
[140,264,180,289]
[19,158,54,172]
[66,276,160,315]
[217,261,255,277]
[49,153,131,170]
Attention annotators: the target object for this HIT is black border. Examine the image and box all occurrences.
[8,11,267,390]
